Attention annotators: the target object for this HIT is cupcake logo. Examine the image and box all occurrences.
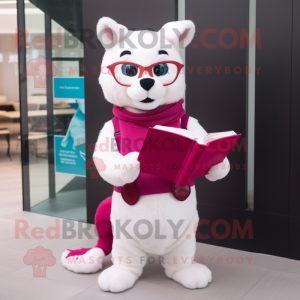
[23,246,56,277]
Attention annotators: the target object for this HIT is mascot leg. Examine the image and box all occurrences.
[61,196,113,273]
[162,218,212,289]
[98,237,147,293]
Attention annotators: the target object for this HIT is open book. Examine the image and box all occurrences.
[137,125,241,186]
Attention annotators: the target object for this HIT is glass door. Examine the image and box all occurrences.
[19,0,86,221]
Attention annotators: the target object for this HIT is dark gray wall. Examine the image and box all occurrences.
[185,0,247,209]
[254,0,292,214]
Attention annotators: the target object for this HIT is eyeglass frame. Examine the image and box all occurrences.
[106,60,184,87]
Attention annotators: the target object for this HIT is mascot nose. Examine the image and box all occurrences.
[140,78,155,91]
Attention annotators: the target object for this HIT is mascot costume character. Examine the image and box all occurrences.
[61,17,230,293]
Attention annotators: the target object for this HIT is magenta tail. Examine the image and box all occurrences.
[67,196,113,258]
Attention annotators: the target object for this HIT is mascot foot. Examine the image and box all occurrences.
[166,263,212,289]
[61,247,104,273]
[98,265,140,293]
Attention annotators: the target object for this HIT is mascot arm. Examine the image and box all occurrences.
[187,117,230,182]
[93,120,140,186]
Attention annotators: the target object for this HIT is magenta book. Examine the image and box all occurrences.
[138,126,241,186]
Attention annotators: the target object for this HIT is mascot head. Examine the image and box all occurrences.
[97,17,195,112]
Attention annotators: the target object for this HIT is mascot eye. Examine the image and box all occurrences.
[153,63,168,76]
[122,64,138,77]
[35,67,38,70]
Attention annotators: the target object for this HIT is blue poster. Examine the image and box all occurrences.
[54,136,86,177]
[53,80,86,176]
[53,77,85,99]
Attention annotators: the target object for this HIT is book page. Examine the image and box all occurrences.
[153,125,197,140]
[153,126,237,145]
[202,131,237,144]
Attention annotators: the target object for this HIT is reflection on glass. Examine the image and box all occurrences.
[24,2,86,221]
[51,20,83,58]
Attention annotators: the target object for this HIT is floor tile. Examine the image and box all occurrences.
[0,265,17,279]
[1,211,61,226]
[0,218,16,242]
[0,246,28,270]
[20,262,100,290]
[0,270,83,300]
[198,261,269,300]
[270,257,300,276]
[69,283,119,300]
[196,243,281,271]
[69,280,220,300]
[242,270,300,300]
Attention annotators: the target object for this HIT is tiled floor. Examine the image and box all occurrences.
[0,210,300,300]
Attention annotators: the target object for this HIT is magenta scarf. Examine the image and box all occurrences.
[113,99,185,128]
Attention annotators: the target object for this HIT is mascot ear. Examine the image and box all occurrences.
[161,20,195,48]
[96,17,128,49]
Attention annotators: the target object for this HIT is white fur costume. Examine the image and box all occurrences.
[61,17,230,293]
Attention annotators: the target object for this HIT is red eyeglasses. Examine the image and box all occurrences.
[107,60,184,87]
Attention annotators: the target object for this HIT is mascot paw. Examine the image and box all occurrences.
[205,157,230,182]
[61,248,104,273]
[98,265,139,293]
[119,152,140,183]
[166,263,212,289]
